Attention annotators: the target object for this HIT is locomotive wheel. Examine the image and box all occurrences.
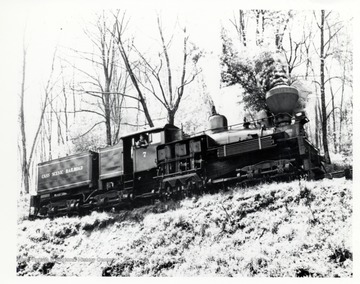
[175,185,182,200]
[185,182,193,198]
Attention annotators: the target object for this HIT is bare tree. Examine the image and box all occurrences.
[281,29,312,78]
[229,10,247,47]
[273,11,293,51]
[19,40,29,193]
[327,67,338,153]
[115,14,201,125]
[67,12,130,145]
[113,12,154,127]
[60,62,70,143]
[254,10,265,46]
[19,43,57,193]
[230,10,293,50]
[319,10,331,163]
[333,30,353,154]
[146,17,201,125]
[45,91,53,160]
[314,10,346,163]
[338,60,350,153]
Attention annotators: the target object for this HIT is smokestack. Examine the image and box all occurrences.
[266,85,299,115]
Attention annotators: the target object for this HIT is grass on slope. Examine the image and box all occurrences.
[17,178,352,277]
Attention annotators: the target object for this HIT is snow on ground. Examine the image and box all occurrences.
[17,178,352,277]
[330,152,353,168]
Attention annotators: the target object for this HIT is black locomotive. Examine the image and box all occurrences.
[29,85,325,218]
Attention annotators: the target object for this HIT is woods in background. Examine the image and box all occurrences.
[18,9,353,193]
[221,10,352,164]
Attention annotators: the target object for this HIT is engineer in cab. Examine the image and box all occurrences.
[135,134,149,148]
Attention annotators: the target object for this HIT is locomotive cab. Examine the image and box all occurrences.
[120,124,183,199]
[121,124,183,173]
[132,131,162,172]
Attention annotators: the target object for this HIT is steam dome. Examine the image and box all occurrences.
[209,114,228,133]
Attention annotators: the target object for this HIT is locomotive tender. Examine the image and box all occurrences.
[29,85,324,218]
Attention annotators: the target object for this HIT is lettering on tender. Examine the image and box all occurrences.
[65,166,83,173]
[52,170,64,176]
[41,173,50,179]
[41,166,84,179]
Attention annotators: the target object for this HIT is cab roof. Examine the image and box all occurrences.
[120,124,180,139]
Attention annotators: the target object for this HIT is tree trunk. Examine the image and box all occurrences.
[47,92,53,160]
[317,97,323,151]
[62,67,69,142]
[339,64,346,153]
[329,79,337,153]
[255,10,261,46]
[20,44,29,194]
[315,99,319,148]
[239,10,247,46]
[72,72,76,120]
[104,82,112,145]
[136,99,140,131]
[320,10,331,164]
[19,47,55,193]
[261,10,265,36]
[168,110,175,126]
[116,35,154,127]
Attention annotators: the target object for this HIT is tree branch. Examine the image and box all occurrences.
[157,16,173,105]
[71,88,140,101]
[72,121,105,140]
[67,109,106,119]
[28,48,57,166]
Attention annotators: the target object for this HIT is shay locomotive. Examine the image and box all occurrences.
[29,85,325,218]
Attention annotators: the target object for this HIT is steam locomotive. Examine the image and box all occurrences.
[29,85,325,218]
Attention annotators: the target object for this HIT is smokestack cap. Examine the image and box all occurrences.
[266,85,299,114]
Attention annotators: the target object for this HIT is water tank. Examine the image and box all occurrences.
[266,85,299,114]
[209,114,228,133]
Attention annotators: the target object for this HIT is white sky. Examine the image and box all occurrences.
[1,0,359,176]
[1,0,358,162]
[0,3,238,153]
[2,1,356,108]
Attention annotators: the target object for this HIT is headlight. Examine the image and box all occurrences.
[295,111,309,124]
[29,206,35,216]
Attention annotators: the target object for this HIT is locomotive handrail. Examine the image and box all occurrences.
[193,112,294,136]
[154,168,198,179]
[157,154,195,164]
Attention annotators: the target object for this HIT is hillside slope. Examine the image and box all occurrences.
[17,178,352,277]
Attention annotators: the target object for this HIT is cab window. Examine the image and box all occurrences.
[134,133,149,148]
[150,132,162,144]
